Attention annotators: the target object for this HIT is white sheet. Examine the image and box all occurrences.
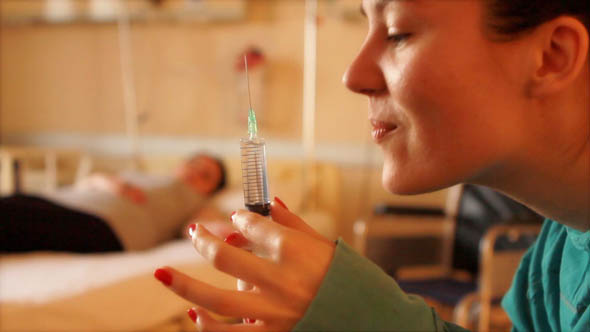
[0,239,237,332]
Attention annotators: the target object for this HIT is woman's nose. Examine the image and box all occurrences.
[342,40,387,96]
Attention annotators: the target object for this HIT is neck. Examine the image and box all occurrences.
[475,98,590,232]
[476,137,590,231]
[489,150,589,232]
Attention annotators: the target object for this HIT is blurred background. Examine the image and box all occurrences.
[0,1,543,331]
[0,0,390,242]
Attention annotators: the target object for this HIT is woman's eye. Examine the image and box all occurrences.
[387,33,411,44]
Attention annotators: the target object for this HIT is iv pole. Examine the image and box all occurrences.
[302,0,318,211]
[116,0,141,170]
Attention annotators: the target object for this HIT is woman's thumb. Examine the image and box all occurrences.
[270,197,330,243]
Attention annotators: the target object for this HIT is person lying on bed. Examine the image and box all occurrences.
[0,153,227,253]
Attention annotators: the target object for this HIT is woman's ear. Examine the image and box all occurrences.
[528,17,589,97]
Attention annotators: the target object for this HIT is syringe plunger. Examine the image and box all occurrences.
[240,137,270,216]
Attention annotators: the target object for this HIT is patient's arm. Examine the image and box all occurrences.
[76,173,147,204]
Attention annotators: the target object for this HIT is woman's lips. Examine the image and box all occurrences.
[371,120,398,142]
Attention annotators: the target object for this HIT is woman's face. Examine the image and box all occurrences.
[344,0,534,194]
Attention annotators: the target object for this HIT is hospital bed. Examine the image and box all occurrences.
[0,239,235,332]
[0,151,340,332]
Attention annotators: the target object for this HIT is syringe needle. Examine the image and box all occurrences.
[244,54,258,139]
[244,55,253,111]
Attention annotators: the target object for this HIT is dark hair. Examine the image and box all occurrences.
[484,0,590,38]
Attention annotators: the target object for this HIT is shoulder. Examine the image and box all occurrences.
[501,219,568,331]
[513,219,567,280]
[531,219,568,266]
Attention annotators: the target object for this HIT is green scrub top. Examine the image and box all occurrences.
[293,219,590,331]
[502,219,590,332]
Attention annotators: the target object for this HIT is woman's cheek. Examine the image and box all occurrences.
[379,60,473,194]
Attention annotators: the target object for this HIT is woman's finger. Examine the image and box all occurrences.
[192,224,280,286]
[154,267,274,319]
[225,231,252,250]
[237,279,257,326]
[237,278,256,292]
[197,221,236,241]
[231,210,287,254]
[194,307,268,332]
[269,197,330,244]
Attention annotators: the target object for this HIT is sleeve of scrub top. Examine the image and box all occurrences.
[292,239,470,332]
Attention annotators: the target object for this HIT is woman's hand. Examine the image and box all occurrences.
[154,198,335,331]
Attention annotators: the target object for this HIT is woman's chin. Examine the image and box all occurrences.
[381,165,449,195]
[383,178,429,195]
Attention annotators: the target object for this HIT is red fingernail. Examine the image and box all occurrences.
[244,318,256,324]
[230,211,236,221]
[274,196,288,210]
[224,231,248,247]
[187,308,197,323]
[154,268,172,286]
[188,223,196,237]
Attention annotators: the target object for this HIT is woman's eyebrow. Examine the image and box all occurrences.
[360,0,412,17]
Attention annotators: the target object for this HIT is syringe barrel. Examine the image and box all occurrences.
[240,137,270,216]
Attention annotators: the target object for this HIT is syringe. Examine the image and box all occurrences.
[240,55,271,216]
